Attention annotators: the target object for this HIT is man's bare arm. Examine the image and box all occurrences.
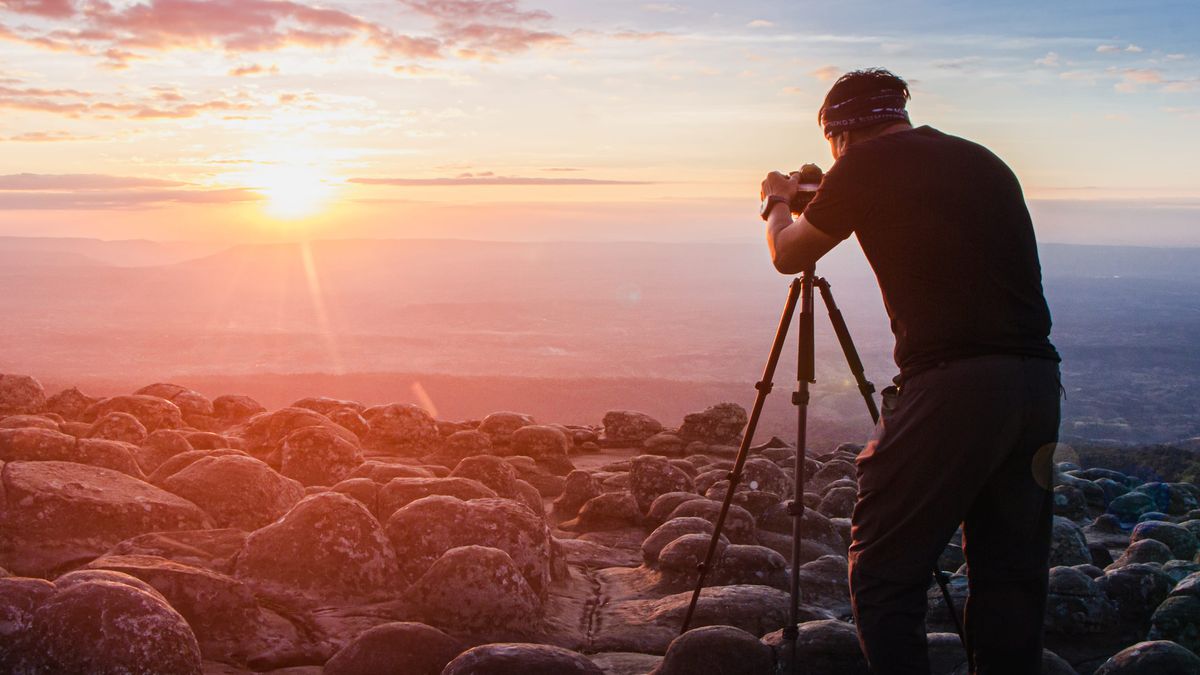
[766,210,840,274]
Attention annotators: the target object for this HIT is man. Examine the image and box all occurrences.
[759,68,1062,674]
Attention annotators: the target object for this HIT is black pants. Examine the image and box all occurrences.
[847,355,1060,675]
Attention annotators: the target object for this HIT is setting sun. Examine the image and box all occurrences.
[245,164,337,220]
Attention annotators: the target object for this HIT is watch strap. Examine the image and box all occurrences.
[760,194,789,221]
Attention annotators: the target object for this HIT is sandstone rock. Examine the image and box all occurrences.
[181,430,231,449]
[28,579,202,675]
[818,485,858,519]
[1173,571,1200,599]
[1051,516,1093,566]
[291,396,365,417]
[762,619,869,675]
[213,394,266,422]
[646,491,706,527]
[644,517,718,564]
[323,622,461,675]
[795,555,852,614]
[809,459,857,492]
[330,477,380,514]
[508,425,570,460]
[603,410,664,445]
[1135,482,1200,516]
[450,454,520,497]
[553,470,603,521]
[362,403,440,455]
[0,576,56,672]
[644,432,686,456]
[0,427,75,464]
[1044,566,1118,636]
[377,476,497,520]
[651,625,774,675]
[426,429,493,466]
[43,386,95,421]
[279,425,364,487]
[479,411,536,445]
[1108,538,1173,569]
[54,568,169,603]
[658,533,726,574]
[0,414,59,431]
[349,460,436,483]
[236,493,398,602]
[1097,563,1174,640]
[1108,492,1157,526]
[678,403,747,444]
[564,492,643,531]
[327,408,370,441]
[135,429,193,473]
[631,455,695,514]
[442,643,603,675]
[385,496,551,594]
[409,545,541,637]
[163,455,303,530]
[1147,595,1200,654]
[1093,640,1200,675]
[107,528,247,575]
[0,460,210,576]
[147,447,247,484]
[0,374,45,416]
[667,498,756,545]
[135,383,214,417]
[1055,485,1088,520]
[240,407,355,458]
[84,394,184,432]
[86,411,148,445]
[1130,521,1199,561]
[86,554,275,663]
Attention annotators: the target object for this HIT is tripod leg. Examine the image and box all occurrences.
[679,277,802,635]
[783,270,816,675]
[815,278,879,425]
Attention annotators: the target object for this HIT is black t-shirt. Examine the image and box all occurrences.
[802,125,1060,378]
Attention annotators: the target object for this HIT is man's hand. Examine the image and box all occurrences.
[761,171,800,201]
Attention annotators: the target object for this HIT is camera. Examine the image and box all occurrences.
[788,163,824,212]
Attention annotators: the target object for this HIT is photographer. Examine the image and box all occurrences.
[761,68,1061,674]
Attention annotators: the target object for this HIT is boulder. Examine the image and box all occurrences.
[279,425,364,487]
[1050,516,1092,566]
[818,486,858,519]
[85,411,148,445]
[135,383,214,417]
[1147,595,1200,654]
[651,625,774,675]
[678,403,747,444]
[563,492,643,531]
[1108,492,1157,526]
[762,619,869,675]
[240,407,355,458]
[162,455,304,530]
[349,460,436,483]
[1130,521,1199,561]
[644,517,718,565]
[377,477,497,520]
[385,496,552,594]
[658,533,726,574]
[291,396,365,416]
[85,554,276,663]
[212,394,266,422]
[630,455,695,514]
[603,410,664,445]
[644,432,686,456]
[425,429,493,466]
[0,374,45,416]
[713,544,789,589]
[362,403,440,455]
[330,477,380,513]
[0,576,56,672]
[808,459,857,493]
[667,499,756,544]
[1054,485,1088,520]
[1043,566,1118,637]
[646,491,706,527]
[1108,539,1174,569]
[1135,482,1200,516]
[409,545,541,636]
[83,395,183,432]
[0,427,74,463]
[147,448,248,485]
[450,454,520,498]
[552,470,603,521]
[795,555,852,613]
[323,622,461,675]
[135,429,193,474]
[27,579,202,675]
[235,492,398,602]
[1093,640,1200,675]
[0,460,210,577]
[442,643,603,675]
[1097,563,1174,640]
[43,386,95,421]
[479,411,536,445]
[507,425,570,460]
[106,528,247,575]
[0,415,59,431]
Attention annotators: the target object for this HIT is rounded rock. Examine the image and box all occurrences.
[323,621,461,675]
[409,545,540,636]
[1130,521,1199,561]
[0,374,46,416]
[1093,640,1200,675]
[279,425,364,487]
[652,625,774,675]
[162,454,304,530]
[442,643,603,675]
[362,403,440,455]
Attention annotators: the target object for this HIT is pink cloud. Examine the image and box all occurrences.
[0,187,263,209]
[2,131,92,142]
[350,174,650,186]
[402,0,551,23]
[0,0,75,18]
[229,63,279,77]
[0,173,188,190]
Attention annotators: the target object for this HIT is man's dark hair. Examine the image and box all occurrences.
[818,68,911,128]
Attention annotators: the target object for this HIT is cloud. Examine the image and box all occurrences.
[400,0,566,59]
[810,65,841,81]
[0,188,263,209]
[3,131,93,142]
[746,19,773,28]
[640,3,685,13]
[0,173,188,190]
[1035,51,1061,67]
[1112,67,1165,92]
[401,0,550,23]
[0,0,74,18]
[1097,43,1142,54]
[349,174,651,186]
[229,63,279,77]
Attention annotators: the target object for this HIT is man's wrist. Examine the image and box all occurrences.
[765,203,793,231]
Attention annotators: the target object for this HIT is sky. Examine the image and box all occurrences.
[0,0,1197,245]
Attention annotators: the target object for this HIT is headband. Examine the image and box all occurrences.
[820,89,909,138]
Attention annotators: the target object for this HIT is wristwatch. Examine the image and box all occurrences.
[760,195,789,221]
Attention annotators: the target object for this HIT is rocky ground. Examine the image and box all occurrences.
[1,372,1198,675]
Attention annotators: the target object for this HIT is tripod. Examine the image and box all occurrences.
[678,269,969,674]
